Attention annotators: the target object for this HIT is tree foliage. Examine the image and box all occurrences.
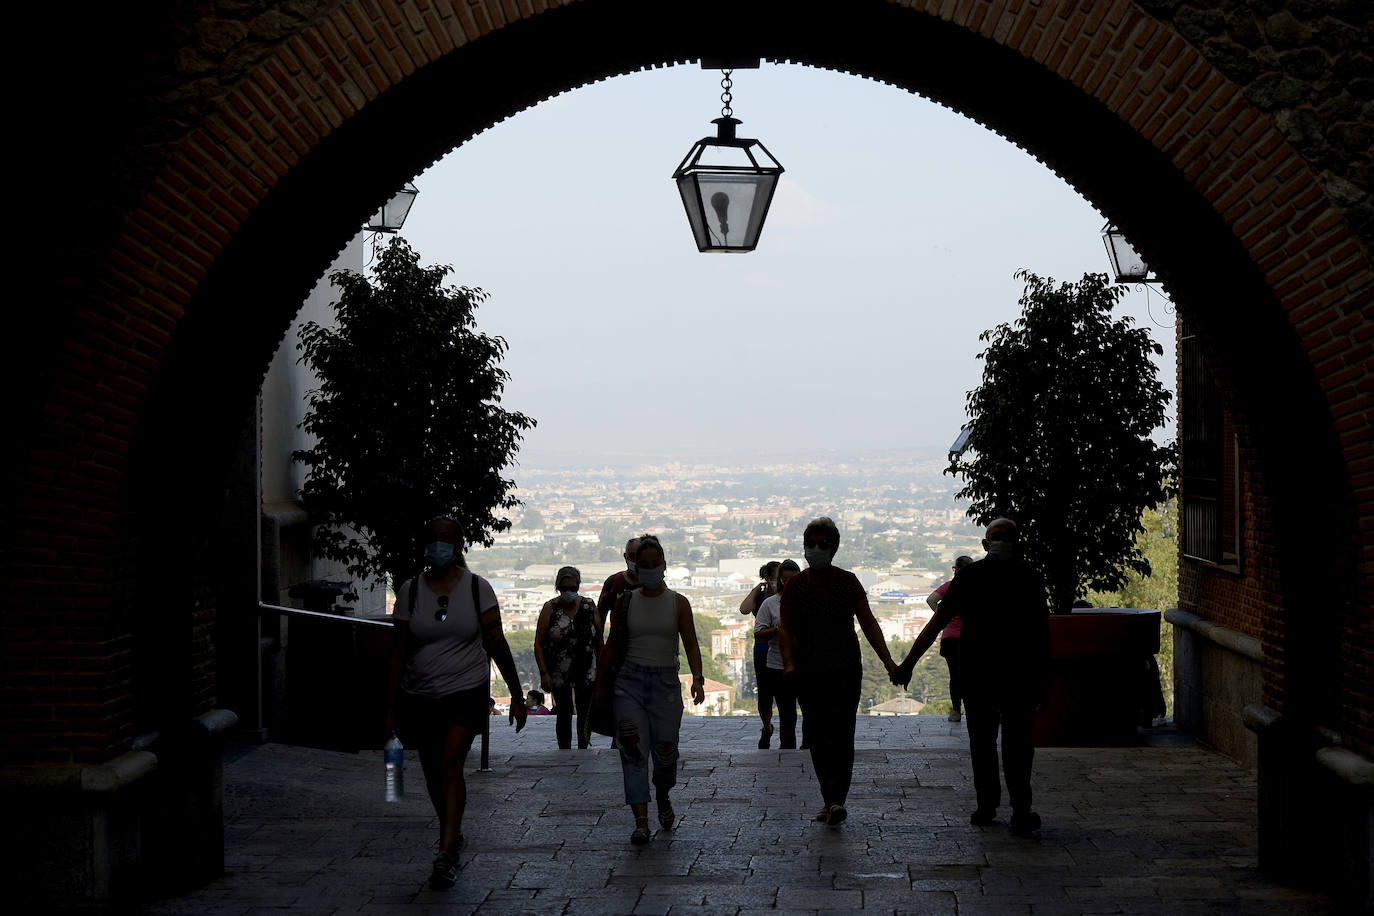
[948,271,1175,611]
[294,237,535,588]
[680,612,730,684]
[1089,498,1178,716]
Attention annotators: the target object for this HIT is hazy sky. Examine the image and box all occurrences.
[397,63,1176,468]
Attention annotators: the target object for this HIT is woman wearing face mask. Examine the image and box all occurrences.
[741,560,781,748]
[534,566,601,749]
[753,559,801,749]
[383,516,528,889]
[779,517,898,826]
[592,535,706,845]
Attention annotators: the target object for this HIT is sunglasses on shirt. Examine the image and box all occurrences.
[435,595,449,622]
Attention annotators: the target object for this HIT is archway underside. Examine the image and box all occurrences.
[9,0,1370,764]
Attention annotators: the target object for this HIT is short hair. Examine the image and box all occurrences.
[778,558,801,576]
[555,566,581,587]
[635,534,665,563]
[527,689,544,704]
[624,537,640,552]
[426,514,462,540]
[954,555,973,570]
[803,516,841,552]
[986,518,1019,542]
[759,560,781,579]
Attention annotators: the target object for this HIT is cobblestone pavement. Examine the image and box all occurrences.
[144,716,1338,914]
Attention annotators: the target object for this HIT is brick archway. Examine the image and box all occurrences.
[6,0,1372,903]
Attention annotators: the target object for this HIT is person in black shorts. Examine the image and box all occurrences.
[384,516,528,889]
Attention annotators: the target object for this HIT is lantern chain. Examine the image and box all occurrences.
[720,69,733,118]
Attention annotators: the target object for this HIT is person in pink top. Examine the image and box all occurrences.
[929,556,973,722]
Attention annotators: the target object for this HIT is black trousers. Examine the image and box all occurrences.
[964,697,1035,814]
[551,681,592,749]
[798,671,861,806]
[756,665,798,743]
[754,649,773,717]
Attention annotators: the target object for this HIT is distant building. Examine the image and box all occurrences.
[868,697,926,716]
[682,676,734,716]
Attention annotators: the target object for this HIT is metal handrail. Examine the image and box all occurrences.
[258,602,394,628]
[256,600,492,766]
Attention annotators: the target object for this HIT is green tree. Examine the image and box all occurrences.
[501,629,539,692]
[293,237,535,588]
[1089,498,1178,716]
[680,612,730,684]
[948,271,1175,611]
[519,508,546,529]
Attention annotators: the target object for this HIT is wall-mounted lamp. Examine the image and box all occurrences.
[366,182,419,233]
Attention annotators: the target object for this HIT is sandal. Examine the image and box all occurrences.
[826,804,848,827]
[630,823,652,846]
[814,805,832,822]
[657,802,676,831]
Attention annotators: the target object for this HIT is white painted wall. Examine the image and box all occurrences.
[260,234,384,615]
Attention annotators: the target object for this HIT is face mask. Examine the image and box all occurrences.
[626,559,637,575]
[638,564,666,589]
[559,589,579,604]
[804,546,832,570]
[424,541,455,569]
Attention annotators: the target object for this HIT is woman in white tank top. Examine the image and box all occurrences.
[592,535,706,845]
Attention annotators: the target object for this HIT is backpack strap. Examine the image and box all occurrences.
[608,588,634,675]
[470,571,489,657]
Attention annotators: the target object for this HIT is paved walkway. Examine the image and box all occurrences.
[144,716,1337,914]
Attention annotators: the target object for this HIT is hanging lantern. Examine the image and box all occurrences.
[672,70,784,253]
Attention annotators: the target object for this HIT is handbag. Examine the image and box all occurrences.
[586,589,632,738]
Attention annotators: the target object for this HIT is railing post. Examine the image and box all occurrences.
[478,707,491,771]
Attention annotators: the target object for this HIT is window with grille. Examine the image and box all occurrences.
[1180,323,1239,567]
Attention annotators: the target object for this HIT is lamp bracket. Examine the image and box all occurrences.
[700,57,760,69]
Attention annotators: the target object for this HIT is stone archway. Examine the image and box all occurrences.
[6,0,1371,907]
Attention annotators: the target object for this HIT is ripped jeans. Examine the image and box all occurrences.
[612,662,684,805]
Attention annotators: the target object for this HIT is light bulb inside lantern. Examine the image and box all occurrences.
[710,191,730,239]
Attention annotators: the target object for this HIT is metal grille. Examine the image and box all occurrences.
[1180,327,1223,563]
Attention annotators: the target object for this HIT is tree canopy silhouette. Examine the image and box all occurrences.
[294,237,535,588]
[948,271,1174,612]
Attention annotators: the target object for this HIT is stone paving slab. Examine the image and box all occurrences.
[142,716,1339,914]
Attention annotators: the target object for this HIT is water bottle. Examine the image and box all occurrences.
[384,731,404,802]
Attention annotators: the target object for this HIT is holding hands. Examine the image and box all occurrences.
[888,653,916,688]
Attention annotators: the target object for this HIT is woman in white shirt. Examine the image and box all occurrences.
[593,535,706,845]
[754,559,801,748]
[383,516,528,889]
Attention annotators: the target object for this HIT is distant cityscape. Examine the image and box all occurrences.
[389,451,987,714]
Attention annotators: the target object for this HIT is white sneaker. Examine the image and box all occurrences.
[948,711,961,723]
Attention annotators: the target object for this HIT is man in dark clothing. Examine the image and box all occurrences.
[597,537,642,628]
[893,518,1050,835]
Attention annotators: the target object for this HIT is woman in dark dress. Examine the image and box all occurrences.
[779,516,897,826]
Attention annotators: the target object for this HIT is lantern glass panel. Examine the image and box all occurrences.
[676,175,709,249]
[367,183,418,232]
[1103,229,1149,281]
[678,171,779,251]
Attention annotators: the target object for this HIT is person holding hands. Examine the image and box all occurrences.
[892,518,1050,836]
[780,517,898,826]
